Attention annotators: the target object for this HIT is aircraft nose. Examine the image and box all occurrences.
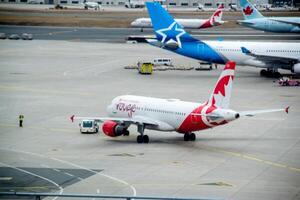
[131,21,138,27]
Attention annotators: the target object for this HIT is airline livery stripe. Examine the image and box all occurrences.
[219,69,234,77]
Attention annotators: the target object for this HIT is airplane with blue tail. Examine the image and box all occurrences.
[145,2,300,77]
[238,0,300,33]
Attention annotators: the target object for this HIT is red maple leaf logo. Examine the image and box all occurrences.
[243,6,253,15]
[214,10,222,17]
[218,4,224,9]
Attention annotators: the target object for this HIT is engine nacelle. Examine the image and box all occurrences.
[292,63,300,74]
[146,39,178,49]
[164,40,179,49]
[102,121,126,137]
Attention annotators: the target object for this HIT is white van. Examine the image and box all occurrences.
[153,58,172,66]
[27,0,44,4]
[79,119,99,134]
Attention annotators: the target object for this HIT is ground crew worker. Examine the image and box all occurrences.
[19,115,24,127]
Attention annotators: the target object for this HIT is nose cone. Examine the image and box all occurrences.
[212,109,239,122]
[131,21,137,27]
[223,110,240,122]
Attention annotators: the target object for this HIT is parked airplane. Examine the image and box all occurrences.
[145,2,300,77]
[238,0,300,33]
[83,0,101,10]
[131,4,225,31]
[70,61,289,143]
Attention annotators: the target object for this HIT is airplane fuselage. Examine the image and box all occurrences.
[106,95,238,133]
[239,17,300,33]
[131,18,212,29]
[207,41,300,68]
[169,40,300,70]
[84,2,100,9]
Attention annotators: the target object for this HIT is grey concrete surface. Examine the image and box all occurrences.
[1,25,300,42]
[0,40,299,200]
[0,167,100,193]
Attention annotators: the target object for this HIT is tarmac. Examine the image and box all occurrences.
[0,40,300,200]
[1,25,300,43]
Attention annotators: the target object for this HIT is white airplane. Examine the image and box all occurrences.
[83,0,101,10]
[131,4,225,31]
[70,61,289,143]
[238,0,300,33]
[146,2,300,78]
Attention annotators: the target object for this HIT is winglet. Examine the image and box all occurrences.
[241,47,251,54]
[285,106,290,114]
[70,115,75,122]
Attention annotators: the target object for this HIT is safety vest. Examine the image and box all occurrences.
[19,115,24,120]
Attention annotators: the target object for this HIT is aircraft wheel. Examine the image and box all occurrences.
[184,133,189,141]
[282,82,287,86]
[123,130,130,136]
[189,133,196,141]
[137,135,143,143]
[273,72,282,78]
[260,69,267,77]
[266,70,274,78]
[143,135,149,143]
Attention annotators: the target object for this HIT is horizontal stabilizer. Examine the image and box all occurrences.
[239,106,289,117]
[237,20,255,25]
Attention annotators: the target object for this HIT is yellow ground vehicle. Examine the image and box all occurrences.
[137,62,153,74]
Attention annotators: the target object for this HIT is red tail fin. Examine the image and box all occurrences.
[207,61,236,109]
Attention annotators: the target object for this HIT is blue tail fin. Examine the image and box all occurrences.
[240,0,264,20]
[145,2,197,47]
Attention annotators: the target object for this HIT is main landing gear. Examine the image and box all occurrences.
[137,135,149,143]
[184,133,196,141]
[136,124,149,144]
[123,129,130,136]
[260,69,282,78]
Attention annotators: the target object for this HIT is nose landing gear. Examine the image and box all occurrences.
[184,133,196,141]
[136,124,149,144]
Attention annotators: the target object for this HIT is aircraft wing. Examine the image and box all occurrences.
[70,115,159,126]
[239,106,289,117]
[270,18,300,27]
[241,47,299,64]
[236,20,255,25]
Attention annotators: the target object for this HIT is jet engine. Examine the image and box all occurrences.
[165,40,179,49]
[146,39,178,49]
[102,121,127,137]
[292,63,300,74]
